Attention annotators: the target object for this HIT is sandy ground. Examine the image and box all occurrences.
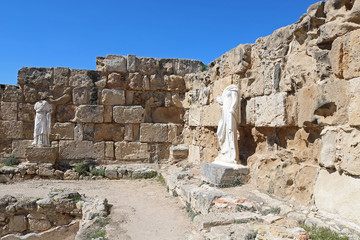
[0,179,202,240]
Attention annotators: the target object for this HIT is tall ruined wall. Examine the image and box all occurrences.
[184,0,360,226]
[0,55,203,166]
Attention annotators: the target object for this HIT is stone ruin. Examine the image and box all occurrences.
[1,0,360,238]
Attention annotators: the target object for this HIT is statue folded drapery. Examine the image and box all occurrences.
[214,84,239,165]
[32,100,51,147]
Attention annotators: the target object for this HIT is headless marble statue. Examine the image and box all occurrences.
[214,84,239,166]
[32,100,51,147]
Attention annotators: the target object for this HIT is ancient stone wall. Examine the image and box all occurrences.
[0,55,203,166]
[183,0,360,226]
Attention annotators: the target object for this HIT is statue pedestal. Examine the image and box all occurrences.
[201,162,249,186]
[25,146,57,165]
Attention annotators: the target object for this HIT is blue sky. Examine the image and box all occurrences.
[0,0,319,85]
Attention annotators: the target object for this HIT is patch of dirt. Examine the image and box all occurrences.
[0,179,202,240]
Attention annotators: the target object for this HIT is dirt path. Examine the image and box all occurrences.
[0,179,202,240]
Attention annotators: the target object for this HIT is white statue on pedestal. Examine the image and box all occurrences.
[214,84,240,166]
[32,100,51,147]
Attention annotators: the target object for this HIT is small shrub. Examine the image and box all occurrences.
[143,170,157,179]
[245,230,258,240]
[157,173,166,186]
[261,207,281,215]
[303,225,349,240]
[89,229,107,239]
[185,202,199,221]
[201,65,208,72]
[4,156,20,166]
[71,195,82,202]
[181,165,192,171]
[74,162,89,176]
[237,205,257,213]
[172,190,178,197]
[218,178,243,188]
[90,168,105,177]
[94,217,110,228]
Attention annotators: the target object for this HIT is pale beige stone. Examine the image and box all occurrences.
[168,124,182,144]
[189,107,201,127]
[113,106,145,123]
[1,102,17,121]
[64,170,79,180]
[201,104,222,127]
[69,70,95,87]
[59,140,104,160]
[140,123,168,142]
[245,98,256,125]
[293,165,319,205]
[94,124,124,142]
[188,145,201,164]
[152,107,183,123]
[314,170,360,226]
[0,121,23,139]
[105,141,114,159]
[8,215,27,233]
[101,88,125,105]
[100,55,127,73]
[104,105,112,123]
[255,93,286,127]
[126,91,134,105]
[115,142,149,160]
[52,122,74,140]
[124,124,134,141]
[26,147,57,164]
[319,127,337,169]
[337,126,360,176]
[12,140,33,158]
[348,77,360,126]
[73,105,104,123]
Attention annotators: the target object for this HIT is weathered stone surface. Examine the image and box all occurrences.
[98,55,127,73]
[292,165,319,205]
[2,85,22,102]
[38,167,55,177]
[69,69,101,88]
[188,145,201,164]
[139,123,168,142]
[64,170,79,180]
[18,67,53,87]
[53,67,70,86]
[255,93,286,127]
[314,170,360,226]
[72,87,90,105]
[114,142,149,161]
[201,162,249,185]
[113,106,145,123]
[105,168,118,179]
[152,107,183,123]
[8,215,27,233]
[94,124,124,142]
[1,102,17,121]
[25,147,57,164]
[55,105,75,122]
[319,127,337,169]
[104,141,114,159]
[59,141,104,160]
[101,88,125,105]
[193,213,234,230]
[201,104,222,127]
[106,72,127,88]
[52,122,74,140]
[11,140,33,158]
[169,145,188,162]
[348,77,360,126]
[0,121,23,139]
[73,105,104,123]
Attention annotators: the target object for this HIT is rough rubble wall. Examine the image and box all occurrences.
[184,0,360,225]
[0,55,203,166]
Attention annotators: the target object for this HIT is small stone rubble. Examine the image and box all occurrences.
[161,165,360,240]
[0,190,109,240]
[0,163,158,182]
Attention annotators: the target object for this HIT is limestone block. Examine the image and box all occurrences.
[59,141,104,160]
[12,140,33,158]
[74,123,83,141]
[255,93,286,127]
[124,124,135,141]
[140,123,168,142]
[1,102,17,121]
[23,85,38,103]
[150,74,165,90]
[126,91,134,105]
[319,127,337,169]
[201,163,249,186]
[64,170,79,180]
[0,121,23,139]
[114,142,150,160]
[101,88,125,105]
[188,145,201,164]
[165,75,185,91]
[28,218,52,232]
[53,67,70,86]
[314,170,360,226]
[170,145,189,161]
[69,69,101,87]
[94,124,124,142]
[292,165,319,205]
[105,141,114,159]
[72,87,90,105]
[245,98,256,125]
[337,127,360,176]
[73,105,104,123]
[168,124,182,144]
[128,73,144,90]
[2,85,22,102]
[106,72,128,88]
[201,104,222,127]
[348,78,360,126]
[152,107,183,123]
[189,107,201,127]
[105,168,118,179]
[55,105,75,122]
[137,57,159,75]
[18,103,35,122]
[26,147,57,164]
[113,106,145,123]
[100,55,127,73]
[8,215,27,232]
[127,54,136,72]
[104,105,112,123]
[52,122,74,140]
[212,76,232,103]
[38,167,55,177]
[18,67,53,87]
[173,58,204,76]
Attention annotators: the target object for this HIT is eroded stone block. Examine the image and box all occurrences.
[26,147,57,164]
[114,142,149,160]
[255,93,286,127]
[101,88,125,105]
[140,123,168,142]
[1,102,17,121]
[59,140,104,160]
[52,122,75,140]
[73,105,104,123]
[152,107,183,123]
[113,106,145,123]
[201,162,249,186]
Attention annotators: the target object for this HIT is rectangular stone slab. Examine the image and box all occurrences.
[26,147,57,164]
[201,162,249,186]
